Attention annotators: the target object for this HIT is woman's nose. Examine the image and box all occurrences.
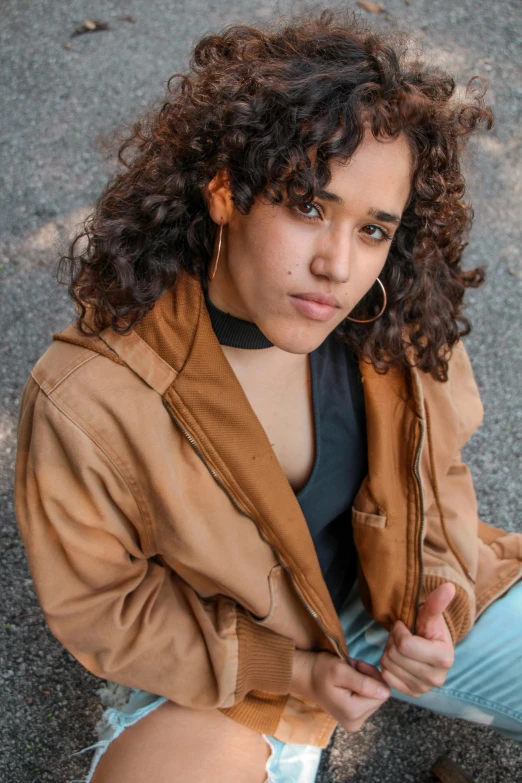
[310,229,353,283]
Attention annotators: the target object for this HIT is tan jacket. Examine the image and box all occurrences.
[14,270,522,747]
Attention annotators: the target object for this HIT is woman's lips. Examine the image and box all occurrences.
[289,294,340,321]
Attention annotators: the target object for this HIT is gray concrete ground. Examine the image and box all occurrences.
[1,0,521,781]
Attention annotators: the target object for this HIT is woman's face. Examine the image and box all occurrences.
[207,131,413,354]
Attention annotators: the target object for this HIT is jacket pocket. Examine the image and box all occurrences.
[352,508,387,529]
[247,564,281,625]
[244,564,324,651]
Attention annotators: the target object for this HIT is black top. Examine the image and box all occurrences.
[296,335,367,611]
[204,288,367,612]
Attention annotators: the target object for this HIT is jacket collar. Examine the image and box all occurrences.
[72,268,424,420]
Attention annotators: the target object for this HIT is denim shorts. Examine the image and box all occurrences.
[74,579,522,783]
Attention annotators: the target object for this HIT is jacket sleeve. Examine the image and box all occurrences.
[14,376,295,710]
[419,340,485,644]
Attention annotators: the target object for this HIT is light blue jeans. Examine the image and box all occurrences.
[76,579,522,783]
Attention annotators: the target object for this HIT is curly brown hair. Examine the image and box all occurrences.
[58,8,493,381]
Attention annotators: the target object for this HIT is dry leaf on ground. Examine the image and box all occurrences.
[71,19,110,37]
[358,1,387,12]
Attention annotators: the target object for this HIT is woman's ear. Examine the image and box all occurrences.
[203,169,235,225]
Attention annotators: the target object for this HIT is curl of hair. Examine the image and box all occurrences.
[58,8,493,381]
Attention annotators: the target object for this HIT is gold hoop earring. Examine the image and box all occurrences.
[345,277,387,323]
[208,219,224,281]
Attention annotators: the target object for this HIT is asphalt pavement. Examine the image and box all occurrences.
[1,1,521,781]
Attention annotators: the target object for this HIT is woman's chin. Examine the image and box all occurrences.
[260,322,331,355]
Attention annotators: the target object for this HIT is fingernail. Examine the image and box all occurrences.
[378,686,390,698]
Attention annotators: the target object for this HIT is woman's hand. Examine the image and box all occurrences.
[380,582,456,697]
[291,649,391,733]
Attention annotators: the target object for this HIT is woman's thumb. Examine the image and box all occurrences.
[417,582,456,639]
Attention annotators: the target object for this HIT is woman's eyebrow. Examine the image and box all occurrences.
[317,189,345,205]
[317,191,401,225]
[367,207,401,225]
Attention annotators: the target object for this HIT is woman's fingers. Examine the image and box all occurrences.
[388,621,454,669]
[378,618,455,697]
[333,660,391,700]
[381,634,452,696]
[310,656,391,734]
[350,657,389,686]
[380,665,425,697]
[382,643,452,683]
[332,678,390,732]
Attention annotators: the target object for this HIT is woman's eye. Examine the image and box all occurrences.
[361,224,392,243]
[292,202,323,220]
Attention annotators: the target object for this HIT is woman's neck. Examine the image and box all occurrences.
[204,286,273,349]
[203,282,308,378]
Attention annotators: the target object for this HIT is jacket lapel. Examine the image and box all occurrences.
[133,271,347,650]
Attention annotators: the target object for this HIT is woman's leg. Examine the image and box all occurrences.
[88,580,522,783]
[339,579,522,742]
[90,700,271,783]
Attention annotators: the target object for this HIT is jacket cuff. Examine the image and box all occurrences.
[420,575,473,645]
[235,610,295,700]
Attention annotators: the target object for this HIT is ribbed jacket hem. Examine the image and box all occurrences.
[220,691,290,736]
[234,611,295,700]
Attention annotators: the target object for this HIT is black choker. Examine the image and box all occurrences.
[204,288,274,349]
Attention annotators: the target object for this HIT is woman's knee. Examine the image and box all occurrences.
[90,700,270,783]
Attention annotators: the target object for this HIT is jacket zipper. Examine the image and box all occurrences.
[162,399,349,663]
[412,417,426,634]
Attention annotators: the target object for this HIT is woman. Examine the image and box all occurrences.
[14,9,522,783]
